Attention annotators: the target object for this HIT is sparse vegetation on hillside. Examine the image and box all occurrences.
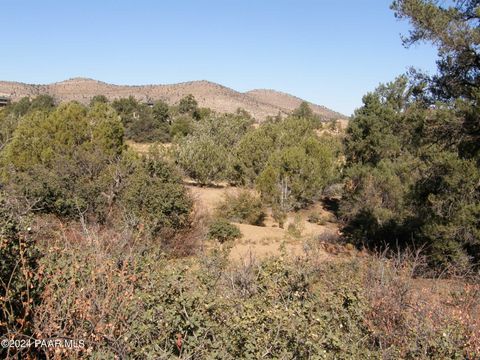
[0,78,346,121]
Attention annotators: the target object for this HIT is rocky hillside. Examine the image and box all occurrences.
[0,78,345,121]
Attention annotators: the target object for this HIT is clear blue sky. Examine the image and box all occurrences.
[0,0,438,115]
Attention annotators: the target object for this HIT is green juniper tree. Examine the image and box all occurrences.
[341,0,480,268]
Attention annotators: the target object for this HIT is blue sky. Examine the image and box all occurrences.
[0,0,438,115]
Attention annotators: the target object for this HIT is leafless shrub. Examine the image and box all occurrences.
[32,225,138,358]
[314,229,340,244]
[162,206,207,258]
[225,251,259,298]
[362,247,479,358]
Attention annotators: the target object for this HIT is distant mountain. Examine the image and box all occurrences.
[0,77,346,121]
[245,89,345,121]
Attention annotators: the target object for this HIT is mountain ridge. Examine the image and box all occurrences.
[0,78,346,121]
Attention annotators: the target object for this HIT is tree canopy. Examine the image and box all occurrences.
[341,1,480,268]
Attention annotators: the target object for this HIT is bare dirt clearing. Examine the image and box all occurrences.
[126,142,344,261]
[188,184,340,261]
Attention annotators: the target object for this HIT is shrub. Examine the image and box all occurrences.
[32,234,142,359]
[170,115,194,138]
[119,151,192,237]
[175,136,229,185]
[112,96,171,142]
[362,251,475,358]
[234,117,323,185]
[29,94,55,111]
[215,191,265,225]
[234,114,341,208]
[412,150,480,268]
[272,205,287,228]
[207,218,242,243]
[0,108,19,150]
[308,211,336,225]
[152,100,170,123]
[128,113,171,142]
[28,231,477,359]
[307,212,321,224]
[314,229,340,244]
[0,98,33,150]
[174,111,253,184]
[178,94,198,115]
[234,129,275,184]
[292,101,314,119]
[287,215,304,238]
[256,136,339,211]
[0,101,192,239]
[8,97,32,117]
[1,102,122,217]
[342,79,480,268]
[89,94,109,106]
[287,223,302,238]
[195,111,253,149]
[0,197,40,358]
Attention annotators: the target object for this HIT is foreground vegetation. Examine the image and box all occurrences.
[0,0,479,358]
[4,216,479,358]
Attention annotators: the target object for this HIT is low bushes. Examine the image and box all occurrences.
[308,211,336,225]
[0,198,41,356]
[21,236,477,359]
[118,150,192,237]
[215,191,265,225]
[362,251,479,358]
[207,218,242,243]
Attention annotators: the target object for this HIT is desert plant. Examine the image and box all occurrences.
[1,101,193,240]
[272,205,287,228]
[308,211,335,225]
[287,215,304,239]
[215,191,265,226]
[170,115,194,138]
[112,96,171,142]
[89,94,109,106]
[1,102,125,218]
[308,212,321,224]
[256,135,339,211]
[0,197,41,359]
[174,111,253,184]
[175,136,229,185]
[27,228,477,359]
[178,94,198,116]
[207,218,242,243]
[118,150,192,237]
[362,250,474,358]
